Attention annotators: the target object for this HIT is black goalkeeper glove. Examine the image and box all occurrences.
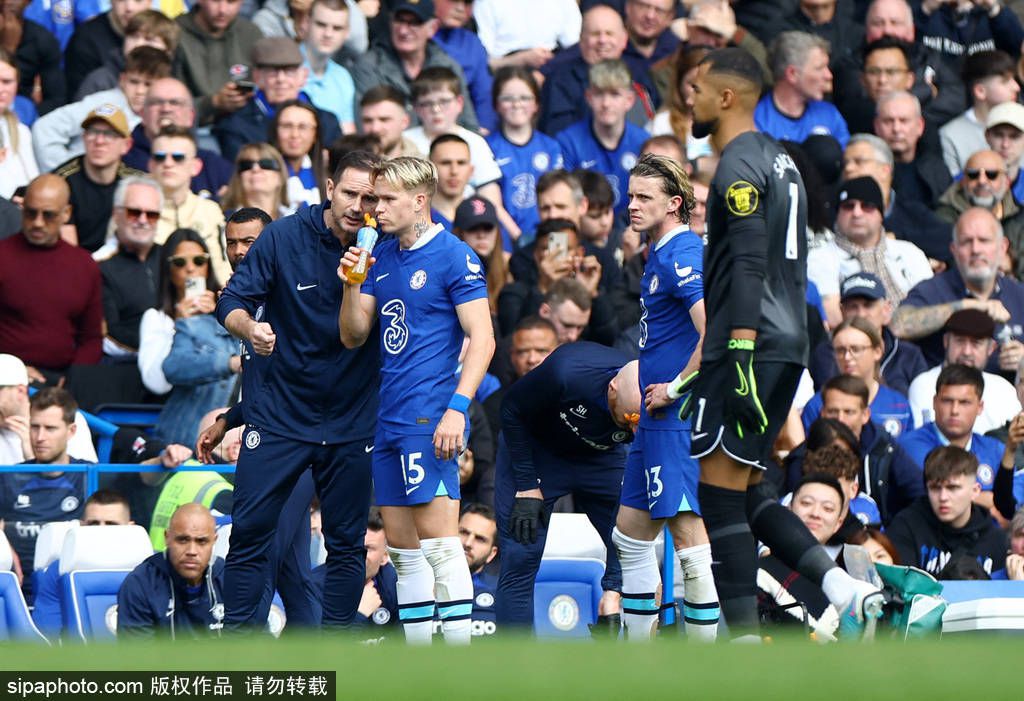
[725,338,768,438]
[673,370,701,422]
[509,497,548,545]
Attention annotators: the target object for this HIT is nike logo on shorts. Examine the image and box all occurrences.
[364,444,374,453]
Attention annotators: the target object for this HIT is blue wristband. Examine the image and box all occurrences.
[448,393,471,414]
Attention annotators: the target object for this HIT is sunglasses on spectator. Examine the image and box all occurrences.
[965,168,1003,181]
[24,207,63,223]
[123,207,161,223]
[238,158,281,172]
[153,151,188,164]
[168,254,210,268]
[838,200,878,213]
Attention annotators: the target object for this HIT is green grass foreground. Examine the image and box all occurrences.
[0,633,1018,700]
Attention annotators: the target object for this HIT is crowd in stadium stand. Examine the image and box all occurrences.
[1,0,1024,641]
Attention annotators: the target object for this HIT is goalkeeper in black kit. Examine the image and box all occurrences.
[680,47,884,640]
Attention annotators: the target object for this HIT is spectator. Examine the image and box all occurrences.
[0,354,97,464]
[808,176,931,307]
[122,78,233,199]
[622,0,679,69]
[0,387,90,599]
[538,4,656,135]
[940,50,1020,178]
[358,86,418,160]
[901,364,1006,510]
[873,91,949,210]
[53,105,144,253]
[769,0,860,66]
[350,1,478,131]
[146,228,239,446]
[985,103,1024,213]
[808,272,928,396]
[147,126,230,283]
[350,507,398,629]
[840,37,914,135]
[645,45,714,173]
[64,0,150,92]
[75,9,181,101]
[431,0,497,133]
[301,0,357,134]
[840,133,952,263]
[800,443,881,529]
[755,32,849,148]
[915,0,1024,77]
[174,0,264,126]
[907,309,1019,433]
[117,503,225,639]
[887,445,1007,576]
[679,0,770,80]
[2,0,65,114]
[458,503,498,634]
[220,143,292,219]
[213,37,341,162]
[576,170,621,255]
[253,0,311,39]
[802,318,913,438]
[538,277,596,346]
[893,207,1024,371]
[32,46,170,173]
[936,149,1024,248]
[270,100,326,208]
[486,66,565,242]
[99,176,164,360]
[0,175,102,377]
[473,0,580,73]
[556,59,649,215]
[0,49,38,198]
[429,133,473,230]
[454,195,508,318]
[991,507,1024,579]
[483,315,559,427]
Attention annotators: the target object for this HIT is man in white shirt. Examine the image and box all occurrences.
[474,0,581,72]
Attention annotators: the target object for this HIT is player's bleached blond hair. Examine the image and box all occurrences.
[372,156,438,198]
[588,59,632,91]
[629,153,696,224]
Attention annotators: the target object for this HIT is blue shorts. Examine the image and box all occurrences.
[372,428,461,506]
[620,426,700,519]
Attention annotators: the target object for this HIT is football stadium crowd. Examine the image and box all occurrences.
[1,0,1024,643]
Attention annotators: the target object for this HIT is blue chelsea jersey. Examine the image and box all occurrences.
[637,226,704,430]
[556,119,650,214]
[486,129,564,240]
[361,225,488,433]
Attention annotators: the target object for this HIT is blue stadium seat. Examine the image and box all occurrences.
[79,411,119,463]
[93,404,163,433]
[533,558,605,638]
[61,570,130,643]
[0,571,48,643]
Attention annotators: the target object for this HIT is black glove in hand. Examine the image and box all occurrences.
[725,338,768,438]
[509,497,547,545]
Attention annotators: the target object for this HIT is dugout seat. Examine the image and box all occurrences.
[941,581,1024,635]
[0,529,13,572]
[33,521,79,573]
[58,525,153,642]
[533,514,608,637]
[0,571,48,643]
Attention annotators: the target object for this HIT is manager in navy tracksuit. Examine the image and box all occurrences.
[117,504,225,640]
[495,342,641,626]
[216,151,382,630]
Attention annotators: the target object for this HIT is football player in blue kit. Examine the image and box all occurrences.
[339,157,496,645]
[613,154,720,641]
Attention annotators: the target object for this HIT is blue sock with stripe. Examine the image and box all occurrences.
[613,527,660,640]
[422,537,473,645]
[677,543,720,642]
[389,546,436,644]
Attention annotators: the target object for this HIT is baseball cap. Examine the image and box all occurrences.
[81,103,130,138]
[454,196,499,231]
[393,0,435,22]
[944,308,996,339]
[109,427,168,464]
[0,354,28,386]
[840,272,887,302]
[251,37,303,68]
[986,102,1024,133]
[837,176,885,212]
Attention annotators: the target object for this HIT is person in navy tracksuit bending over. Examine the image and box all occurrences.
[495,342,641,627]
[216,150,384,630]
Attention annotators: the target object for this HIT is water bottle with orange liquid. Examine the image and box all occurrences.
[345,213,379,284]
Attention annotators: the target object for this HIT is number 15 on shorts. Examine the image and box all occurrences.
[401,452,425,494]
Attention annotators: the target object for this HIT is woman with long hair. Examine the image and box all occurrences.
[271,100,326,208]
[0,49,39,198]
[221,142,293,219]
[646,45,714,173]
[453,195,511,316]
[138,228,240,445]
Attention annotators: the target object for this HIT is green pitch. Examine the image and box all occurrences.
[0,633,1018,700]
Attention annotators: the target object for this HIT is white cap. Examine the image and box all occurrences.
[0,354,29,386]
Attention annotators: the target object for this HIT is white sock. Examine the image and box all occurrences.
[613,527,660,640]
[389,546,435,644]
[421,537,473,645]
[821,567,877,610]
[677,543,719,642]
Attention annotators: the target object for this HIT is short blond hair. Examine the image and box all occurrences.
[372,156,437,198]
[588,59,632,91]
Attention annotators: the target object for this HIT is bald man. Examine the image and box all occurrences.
[117,503,225,640]
[0,175,103,379]
[495,342,640,628]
